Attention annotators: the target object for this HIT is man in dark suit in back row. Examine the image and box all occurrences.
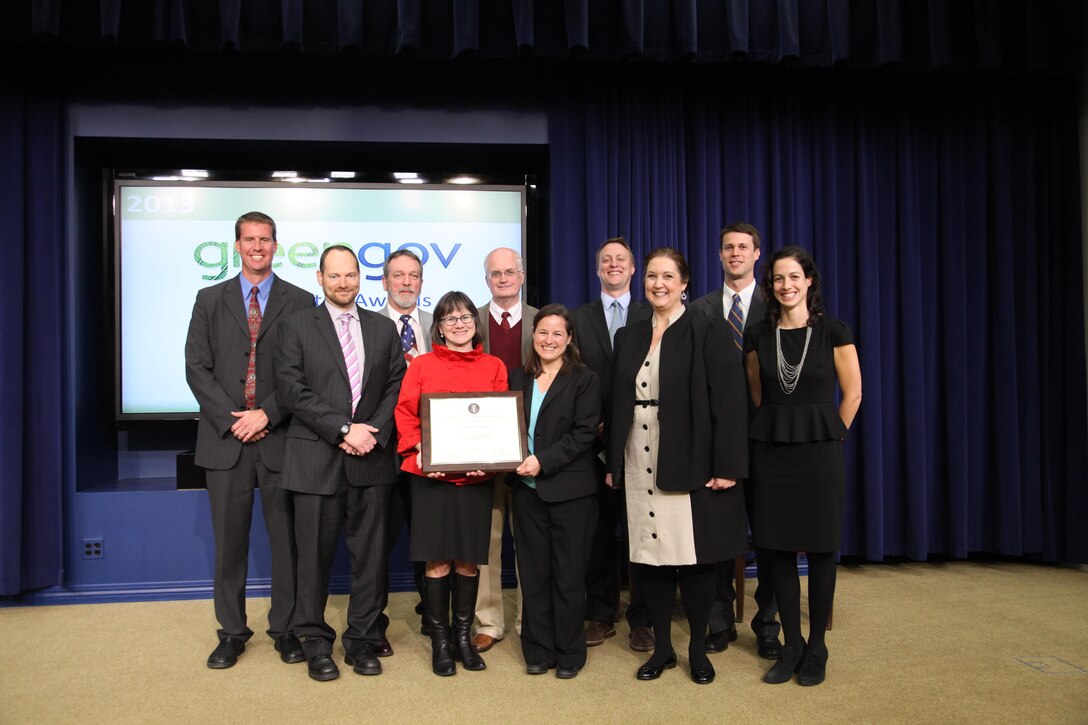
[184,211,315,670]
[689,221,782,660]
[571,237,654,652]
[276,245,407,682]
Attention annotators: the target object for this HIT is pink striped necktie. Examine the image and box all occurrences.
[338,313,362,414]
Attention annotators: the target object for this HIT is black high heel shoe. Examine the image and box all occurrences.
[797,644,828,686]
[763,642,806,684]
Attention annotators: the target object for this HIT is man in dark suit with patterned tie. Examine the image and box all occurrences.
[184,211,315,670]
[276,245,407,681]
[571,237,654,651]
[689,221,781,660]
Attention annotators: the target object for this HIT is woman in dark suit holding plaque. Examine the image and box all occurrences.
[510,305,601,679]
[394,291,508,677]
[610,248,750,685]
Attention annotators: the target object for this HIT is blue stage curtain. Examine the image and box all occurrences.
[0,79,65,596]
[21,0,1083,73]
[548,65,1087,562]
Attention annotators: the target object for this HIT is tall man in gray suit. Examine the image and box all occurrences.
[184,211,315,669]
[472,246,537,653]
[689,221,781,659]
[375,249,433,648]
[571,237,654,651]
[276,245,407,681]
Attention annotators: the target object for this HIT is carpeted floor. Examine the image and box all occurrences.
[2,561,1086,724]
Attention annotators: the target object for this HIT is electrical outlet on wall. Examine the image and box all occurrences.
[82,538,104,559]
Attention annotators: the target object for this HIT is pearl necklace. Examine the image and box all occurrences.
[775,326,812,395]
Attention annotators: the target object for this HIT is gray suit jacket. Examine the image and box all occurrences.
[184,274,315,474]
[381,305,433,354]
[276,304,407,495]
[477,302,539,361]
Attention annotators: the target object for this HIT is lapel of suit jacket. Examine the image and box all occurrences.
[356,306,377,393]
[538,369,572,418]
[257,276,287,340]
[746,289,766,330]
[223,275,249,336]
[712,286,727,319]
[586,299,613,354]
[315,306,350,383]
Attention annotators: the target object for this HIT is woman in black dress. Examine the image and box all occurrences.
[744,246,862,686]
[610,248,750,685]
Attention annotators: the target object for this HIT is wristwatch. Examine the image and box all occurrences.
[339,422,351,440]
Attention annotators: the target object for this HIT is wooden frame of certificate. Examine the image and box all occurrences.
[420,391,528,473]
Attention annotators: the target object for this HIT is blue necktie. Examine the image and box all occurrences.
[608,299,623,346]
[399,314,416,353]
[728,293,744,354]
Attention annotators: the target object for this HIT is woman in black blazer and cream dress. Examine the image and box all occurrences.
[511,304,601,679]
[610,248,750,685]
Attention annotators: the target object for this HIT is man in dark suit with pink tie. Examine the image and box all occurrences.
[276,245,407,681]
[184,211,315,670]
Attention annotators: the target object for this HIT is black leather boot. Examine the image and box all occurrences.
[452,573,487,671]
[763,641,806,684]
[423,576,456,676]
[797,643,828,686]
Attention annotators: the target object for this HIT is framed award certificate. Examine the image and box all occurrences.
[420,392,527,473]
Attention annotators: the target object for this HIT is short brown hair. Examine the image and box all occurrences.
[524,304,583,378]
[235,211,277,241]
[430,291,483,349]
[595,236,635,266]
[719,222,761,250]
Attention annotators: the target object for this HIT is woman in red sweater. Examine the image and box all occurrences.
[394,290,508,677]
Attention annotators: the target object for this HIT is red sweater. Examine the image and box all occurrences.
[395,344,509,484]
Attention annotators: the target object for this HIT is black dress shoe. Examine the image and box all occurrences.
[207,637,245,669]
[344,644,382,676]
[373,635,394,658]
[556,665,583,679]
[526,662,550,675]
[763,643,805,684]
[636,653,677,681]
[307,654,340,682]
[756,635,782,660]
[274,634,305,664]
[704,626,738,653]
[797,645,828,686]
[691,663,716,685]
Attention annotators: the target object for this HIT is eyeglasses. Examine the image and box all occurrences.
[487,269,522,280]
[440,314,475,327]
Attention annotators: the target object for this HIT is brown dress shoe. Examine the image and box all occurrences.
[471,633,500,653]
[628,626,655,652]
[585,620,616,646]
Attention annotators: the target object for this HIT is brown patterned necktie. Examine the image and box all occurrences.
[244,286,262,409]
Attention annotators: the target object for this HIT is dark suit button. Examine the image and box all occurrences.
[649,511,655,517]
[644,446,649,452]
[644,361,650,367]
[646,468,652,474]
[640,382,647,388]
[651,533,657,539]
[642,424,648,430]
[647,489,653,495]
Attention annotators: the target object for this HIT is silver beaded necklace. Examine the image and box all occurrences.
[775,326,812,395]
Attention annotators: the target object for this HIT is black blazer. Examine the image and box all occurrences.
[609,310,748,491]
[688,284,766,333]
[184,274,315,473]
[571,297,651,419]
[511,365,601,503]
[276,304,407,494]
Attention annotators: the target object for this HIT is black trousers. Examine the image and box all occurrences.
[512,483,598,669]
[377,470,426,634]
[206,445,296,642]
[584,460,650,628]
[708,478,779,638]
[291,481,391,657]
